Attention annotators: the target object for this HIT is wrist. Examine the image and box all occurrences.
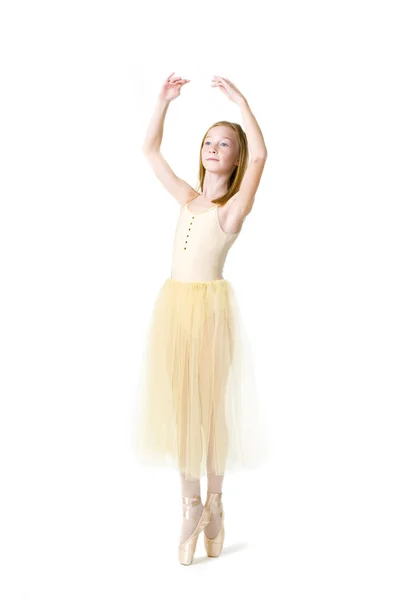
[236,95,248,107]
[157,95,171,107]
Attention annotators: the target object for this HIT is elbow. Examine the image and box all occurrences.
[142,145,159,155]
[250,147,268,161]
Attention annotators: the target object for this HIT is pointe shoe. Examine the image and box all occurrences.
[203,492,225,557]
[178,495,211,566]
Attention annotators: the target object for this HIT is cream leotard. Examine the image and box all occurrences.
[170,201,241,282]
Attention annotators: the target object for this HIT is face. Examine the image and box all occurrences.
[202,126,239,172]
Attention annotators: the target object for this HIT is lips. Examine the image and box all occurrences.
[207,158,219,161]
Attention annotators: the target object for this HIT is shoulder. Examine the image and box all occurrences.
[178,190,200,209]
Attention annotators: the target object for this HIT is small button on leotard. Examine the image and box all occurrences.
[170,202,241,282]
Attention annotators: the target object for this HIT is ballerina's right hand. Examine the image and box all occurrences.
[159,72,190,102]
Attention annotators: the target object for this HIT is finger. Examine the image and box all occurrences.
[166,72,176,81]
[213,76,228,86]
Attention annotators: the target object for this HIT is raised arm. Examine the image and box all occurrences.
[142,73,197,207]
[211,76,268,218]
[234,96,267,216]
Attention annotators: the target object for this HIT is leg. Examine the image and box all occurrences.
[205,407,225,538]
[203,308,232,538]
[179,471,203,545]
[206,396,225,494]
[180,471,201,497]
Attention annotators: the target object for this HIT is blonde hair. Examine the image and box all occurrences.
[194,121,248,206]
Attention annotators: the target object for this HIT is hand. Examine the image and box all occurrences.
[159,72,190,102]
[211,75,246,104]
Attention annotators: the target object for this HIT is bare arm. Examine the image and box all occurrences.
[141,74,197,207]
[210,76,268,218]
[231,96,267,217]
[238,96,268,160]
[141,96,170,154]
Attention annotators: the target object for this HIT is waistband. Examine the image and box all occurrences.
[167,276,230,286]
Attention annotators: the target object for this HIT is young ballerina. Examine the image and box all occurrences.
[133,73,268,565]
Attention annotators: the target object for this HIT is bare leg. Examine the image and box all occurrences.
[179,472,203,544]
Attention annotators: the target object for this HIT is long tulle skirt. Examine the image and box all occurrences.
[131,277,267,481]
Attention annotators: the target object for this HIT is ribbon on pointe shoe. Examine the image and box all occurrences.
[205,492,223,515]
[182,495,202,523]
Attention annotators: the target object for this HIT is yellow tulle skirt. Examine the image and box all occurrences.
[131,277,268,481]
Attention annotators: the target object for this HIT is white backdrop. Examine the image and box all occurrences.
[1,0,404,598]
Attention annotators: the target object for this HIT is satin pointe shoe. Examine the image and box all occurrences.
[203,492,225,557]
[178,495,211,566]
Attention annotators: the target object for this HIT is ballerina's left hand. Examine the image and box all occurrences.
[211,75,246,105]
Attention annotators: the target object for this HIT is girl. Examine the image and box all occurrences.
[133,73,268,565]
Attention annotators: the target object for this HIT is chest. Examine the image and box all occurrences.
[175,207,240,251]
